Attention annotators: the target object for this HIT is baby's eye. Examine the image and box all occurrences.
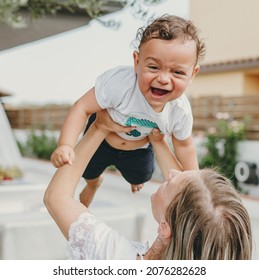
[174,70,184,75]
[148,65,158,71]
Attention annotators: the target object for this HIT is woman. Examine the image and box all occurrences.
[44,111,252,260]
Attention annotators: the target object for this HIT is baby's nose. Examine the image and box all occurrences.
[158,72,170,84]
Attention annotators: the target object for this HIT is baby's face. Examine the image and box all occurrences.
[133,38,200,112]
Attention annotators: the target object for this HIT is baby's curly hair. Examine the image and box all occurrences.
[134,14,206,64]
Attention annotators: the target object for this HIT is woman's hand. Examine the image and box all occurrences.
[94,110,135,134]
[149,128,165,143]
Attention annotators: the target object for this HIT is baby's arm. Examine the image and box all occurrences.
[171,134,199,170]
[51,87,102,167]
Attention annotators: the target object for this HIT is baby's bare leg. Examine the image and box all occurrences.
[131,183,143,193]
[80,175,104,207]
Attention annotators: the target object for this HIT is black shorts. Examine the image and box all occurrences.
[82,114,154,185]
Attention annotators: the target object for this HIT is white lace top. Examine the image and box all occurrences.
[66,211,149,260]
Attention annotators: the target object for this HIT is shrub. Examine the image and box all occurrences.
[18,129,58,160]
[199,113,248,189]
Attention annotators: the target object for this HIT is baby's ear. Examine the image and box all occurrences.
[133,51,139,72]
[191,64,200,81]
[158,220,171,239]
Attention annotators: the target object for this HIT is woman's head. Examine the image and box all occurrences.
[153,169,252,260]
[134,14,206,64]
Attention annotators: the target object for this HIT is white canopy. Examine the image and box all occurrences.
[0,102,23,171]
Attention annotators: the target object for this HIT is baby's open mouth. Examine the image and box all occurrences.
[151,87,169,96]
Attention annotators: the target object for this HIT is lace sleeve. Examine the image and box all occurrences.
[66,211,97,260]
[66,210,149,260]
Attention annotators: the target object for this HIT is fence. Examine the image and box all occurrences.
[4,105,70,130]
[4,95,259,140]
[191,95,259,140]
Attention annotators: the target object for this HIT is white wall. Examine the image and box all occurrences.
[237,141,259,197]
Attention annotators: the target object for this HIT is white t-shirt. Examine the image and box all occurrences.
[95,66,193,141]
[66,211,148,260]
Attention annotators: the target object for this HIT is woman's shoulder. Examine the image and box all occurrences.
[66,211,97,259]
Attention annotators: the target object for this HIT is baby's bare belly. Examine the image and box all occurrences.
[105,132,149,150]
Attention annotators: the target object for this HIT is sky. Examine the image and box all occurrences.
[0,0,189,105]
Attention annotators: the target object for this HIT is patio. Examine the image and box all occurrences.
[0,157,258,260]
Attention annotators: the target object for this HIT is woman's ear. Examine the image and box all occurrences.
[133,51,139,73]
[158,220,172,239]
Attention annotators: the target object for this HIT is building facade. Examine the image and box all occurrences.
[188,0,259,98]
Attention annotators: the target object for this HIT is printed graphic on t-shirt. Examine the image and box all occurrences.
[124,116,160,137]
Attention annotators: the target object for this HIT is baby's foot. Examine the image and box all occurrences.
[80,176,104,207]
[131,183,143,193]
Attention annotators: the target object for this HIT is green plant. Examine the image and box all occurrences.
[18,129,58,160]
[199,113,248,189]
[0,0,163,28]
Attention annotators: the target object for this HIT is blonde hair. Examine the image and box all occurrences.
[164,169,252,260]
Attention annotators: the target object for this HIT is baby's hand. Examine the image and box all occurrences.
[51,145,75,168]
[149,128,164,142]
